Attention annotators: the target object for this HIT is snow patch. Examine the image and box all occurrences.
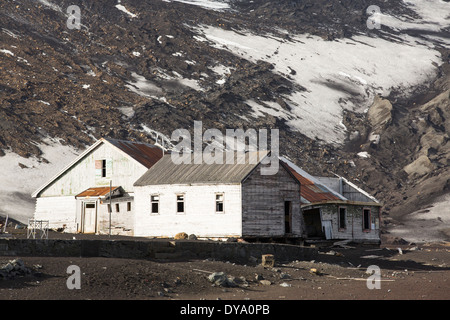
[0,138,79,223]
[115,4,137,18]
[195,24,446,144]
[0,49,14,56]
[166,0,230,11]
[357,151,371,159]
[38,0,63,12]
[125,72,163,97]
[389,193,450,243]
[2,28,19,39]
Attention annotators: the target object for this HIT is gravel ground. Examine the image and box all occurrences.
[1,231,449,302]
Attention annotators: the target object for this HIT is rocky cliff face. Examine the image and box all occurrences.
[0,0,449,232]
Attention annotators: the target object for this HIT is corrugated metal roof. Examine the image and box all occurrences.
[76,186,120,198]
[134,151,268,186]
[279,157,346,204]
[105,138,164,169]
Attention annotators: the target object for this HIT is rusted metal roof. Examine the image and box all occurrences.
[134,151,269,186]
[280,157,346,204]
[105,138,164,168]
[76,186,120,198]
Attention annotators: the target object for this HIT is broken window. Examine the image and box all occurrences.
[127,202,131,212]
[216,194,224,213]
[363,208,371,230]
[339,207,347,230]
[151,195,159,214]
[176,194,185,214]
[101,160,107,177]
[115,203,120,213]
[95,159,111,178]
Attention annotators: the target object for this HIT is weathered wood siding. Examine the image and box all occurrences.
[341,183,376,203]
[306,203,381,241]
[34,196,78,232]
[39,142,147,197]
[241,162,302,237]
[134,184,242,238]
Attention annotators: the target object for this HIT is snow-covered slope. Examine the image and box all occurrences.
[191,0,450,144]
[0,138,79,224]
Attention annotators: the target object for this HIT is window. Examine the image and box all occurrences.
[339,207,347,230]
[101,160,107,178]
[363,208,371,231]
[107,204,111,213]
[151,195,159,214]
[115,203,120,213]
[176,194,185,214]
[95,159,109,178]
[216,194,224,213]
[127,202,131,212]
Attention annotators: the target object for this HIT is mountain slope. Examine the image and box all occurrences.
[0,0,449,240]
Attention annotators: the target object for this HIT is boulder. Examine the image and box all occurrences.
[174,232,188,240]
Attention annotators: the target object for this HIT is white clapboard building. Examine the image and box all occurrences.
[31,138,163,235]
[133,151,302,239]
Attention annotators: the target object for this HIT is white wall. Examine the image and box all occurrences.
[34,196,78,232]
[134,184,242,238]
[97,198,134,236]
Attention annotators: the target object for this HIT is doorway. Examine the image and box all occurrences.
[284,201,292,234]
[302,208,324,238]
[83,202,97,233]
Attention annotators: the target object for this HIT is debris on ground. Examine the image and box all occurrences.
[174,232,188,240]
[259,280,272,286]
[261,254,275,268]
[207,272,237,287]
[0,259,32,279]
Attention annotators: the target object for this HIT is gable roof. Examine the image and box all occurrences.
[32,138,163,198]
[105,138,163,168]
[279,157,347,204]
[134,151,269,186]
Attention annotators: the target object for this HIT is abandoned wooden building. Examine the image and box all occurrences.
[133,151,302,239]
[280,157,382,243]
[31,138,164,235]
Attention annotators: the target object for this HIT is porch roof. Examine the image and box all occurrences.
[75,186,121,199]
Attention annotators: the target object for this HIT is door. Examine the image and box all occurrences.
[83,203,97,233]
[322,220,333,240]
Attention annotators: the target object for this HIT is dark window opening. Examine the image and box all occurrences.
[101,160,107,178]
[115,203,120,213]
[284,201,291,234]
[151,195,159,214]
[339,207,347,229]
[127,202,131,212]
[177,195,184,214]
[363,209,371,230]
[216,194,224,213]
